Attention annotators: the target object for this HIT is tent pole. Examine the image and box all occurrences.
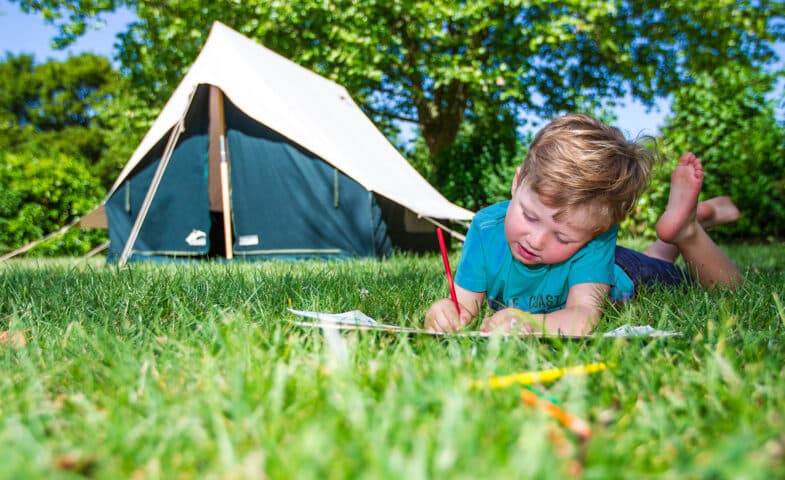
[210,85,234,260]
[209,86,233,259]
[117,88,196,267]
[219,134,233,259]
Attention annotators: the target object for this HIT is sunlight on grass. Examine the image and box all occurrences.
[1,245,784,478]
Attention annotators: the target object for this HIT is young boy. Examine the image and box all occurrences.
[425,114,742,336]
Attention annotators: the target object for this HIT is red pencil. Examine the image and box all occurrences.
[436,227,461,315]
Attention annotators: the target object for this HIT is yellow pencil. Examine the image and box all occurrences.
[469,362,611,389]
[520,389,592,440]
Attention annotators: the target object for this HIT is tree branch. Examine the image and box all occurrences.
[362,103,419,124]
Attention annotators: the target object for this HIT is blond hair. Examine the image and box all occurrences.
[517,114,654,232]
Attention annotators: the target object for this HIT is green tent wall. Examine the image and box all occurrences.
[106,86,393,262]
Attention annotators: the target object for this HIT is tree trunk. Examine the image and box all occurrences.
[416,78,469,161]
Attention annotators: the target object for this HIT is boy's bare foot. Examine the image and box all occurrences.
[656,152,704,244]
[697,196,740,229]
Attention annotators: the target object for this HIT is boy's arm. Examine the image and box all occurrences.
[425,284,486,333]
[481,283,610,336]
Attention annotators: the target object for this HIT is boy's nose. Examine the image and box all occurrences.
[527,229,545,250]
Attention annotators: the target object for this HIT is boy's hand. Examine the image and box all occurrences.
[481,308,539,335]
[425,298,467,333]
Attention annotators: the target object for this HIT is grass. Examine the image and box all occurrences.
[1,242,784,479]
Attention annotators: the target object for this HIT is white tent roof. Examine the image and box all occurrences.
[107,21,473,222]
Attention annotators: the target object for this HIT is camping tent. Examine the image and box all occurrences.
[82,21,473,264]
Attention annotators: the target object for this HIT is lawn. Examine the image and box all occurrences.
[1,242,784,479]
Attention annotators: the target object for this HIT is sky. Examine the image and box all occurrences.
[1,0,780,137]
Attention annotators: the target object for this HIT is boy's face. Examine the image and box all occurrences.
[505,182,598,266]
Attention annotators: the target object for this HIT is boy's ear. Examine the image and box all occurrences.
[511,167,522,196]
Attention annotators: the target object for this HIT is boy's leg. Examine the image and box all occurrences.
[654,152,741,289]
[697,196,740,229]
[642,196,739,262]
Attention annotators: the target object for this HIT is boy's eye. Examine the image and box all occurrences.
[556,236,571,244]
[523,211,536,221]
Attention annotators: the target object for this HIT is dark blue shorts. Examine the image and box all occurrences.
[614,246,692,295]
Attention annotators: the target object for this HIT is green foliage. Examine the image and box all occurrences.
[90,77,158,187]
[0,52,115,131]
[0,52,127,188]
[409,103,524,212]
[0,250,783,477]
[624,64,785,241]
[0,151,107,256]
[15,0,784,163]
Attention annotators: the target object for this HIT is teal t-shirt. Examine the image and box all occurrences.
[455,201,634,313]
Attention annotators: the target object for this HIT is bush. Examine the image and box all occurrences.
[622,65,785,241]
[0,151,107,256]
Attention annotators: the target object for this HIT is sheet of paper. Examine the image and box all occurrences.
[287,309,679,338]
[602,325,680,337]
[287,308,379,326]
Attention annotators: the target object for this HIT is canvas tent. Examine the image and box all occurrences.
[82,21,473,264]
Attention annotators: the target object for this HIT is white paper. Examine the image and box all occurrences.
[602,324,680,337]
[288,309,680,338]
[287,308,378,326]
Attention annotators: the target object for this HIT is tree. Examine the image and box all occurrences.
[0,52,121,186]
[0,53,115,131]
[660,64,785,240]
[622,63,785,240]
[0,54,37,128]
[14,0,785,175]
[409,99,523,211]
